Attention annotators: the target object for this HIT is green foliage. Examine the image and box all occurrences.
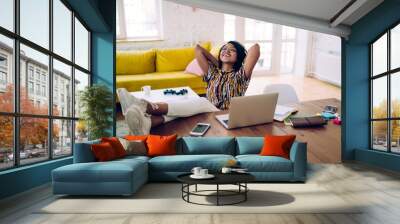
[79,84,113,140]
[373,99,400,140]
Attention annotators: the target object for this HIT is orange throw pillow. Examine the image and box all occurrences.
[101,137,126,158]
[91,142,117,162]
[259,135,296,159]
[146,134,177,157]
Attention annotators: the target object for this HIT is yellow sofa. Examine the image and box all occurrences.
[116,43,214,95]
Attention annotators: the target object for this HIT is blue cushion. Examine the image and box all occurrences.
[236,137,264,155]
[180,137,235,155]
[236,155,293,172]
[149,154,235,172]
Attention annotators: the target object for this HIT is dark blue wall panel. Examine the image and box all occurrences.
[344,0,400,171]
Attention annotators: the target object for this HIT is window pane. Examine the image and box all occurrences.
[53,59,72,117]
[391,72,400,118]
[0,35,14,112]
[124,0,161,39]
[74,69,89,118]
[391,24,400,70]
[0,116,13,170]
[75,18,89,70]
[245,18,273,41]
[53,119,72,158]
[20,0,49,49]
[245,42,272,70]
[20,117,49,165]
[20,44,49,115]
[282,26,296,40]
[0,0,14,31]
[224,14,235,41]
[391,120,400,153]
[116,3,121,37]
[53,0,72,60]
[372,76,387,119]
[281,42,296,73]
[75,120,88,143]
[372,121,388,151]
[372,33,387,76]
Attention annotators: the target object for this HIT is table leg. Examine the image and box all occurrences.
[195,184,198,192]
[187,184,190,202]
[217,184,219,206]
[245,183,247,201]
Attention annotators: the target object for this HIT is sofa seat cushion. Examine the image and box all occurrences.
[116,72,207,93]
[236,155,293,172]
[53,159,147,183]
[149,154,235,172]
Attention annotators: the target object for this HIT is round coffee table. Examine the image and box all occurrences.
[177,173,255,206]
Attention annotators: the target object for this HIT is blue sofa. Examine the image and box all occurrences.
[52,137,307,196]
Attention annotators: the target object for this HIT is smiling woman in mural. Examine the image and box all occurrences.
[117,41,260,135]
[195,41,260,110]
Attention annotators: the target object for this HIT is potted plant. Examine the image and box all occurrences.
[79,84,113,140]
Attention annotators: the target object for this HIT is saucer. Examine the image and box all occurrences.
[190,174,215,179]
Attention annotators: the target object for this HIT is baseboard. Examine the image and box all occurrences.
[307,73,341,87]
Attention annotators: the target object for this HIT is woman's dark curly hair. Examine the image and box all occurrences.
[218,41,247,72]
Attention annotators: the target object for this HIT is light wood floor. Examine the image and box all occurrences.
[246,74,341,101]
[1,162,400,224]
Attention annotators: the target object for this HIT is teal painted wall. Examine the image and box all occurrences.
[343,0,400,171]
[91,0,116,136]
[0,158,72,199]
[0,0,116,200]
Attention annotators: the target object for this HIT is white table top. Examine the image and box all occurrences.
[130,86,200,103]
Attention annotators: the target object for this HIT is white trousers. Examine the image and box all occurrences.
[117,88,219,123]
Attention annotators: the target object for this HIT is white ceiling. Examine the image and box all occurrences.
[166,0,384,37]
[225,0,352,23]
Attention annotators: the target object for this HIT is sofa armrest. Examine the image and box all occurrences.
[73,140,100,163]
[289,141,307,182]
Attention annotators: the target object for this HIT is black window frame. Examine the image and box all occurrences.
[369,20,400,154]
[0,0,92,171]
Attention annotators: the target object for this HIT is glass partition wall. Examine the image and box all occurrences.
[0,0,91,170]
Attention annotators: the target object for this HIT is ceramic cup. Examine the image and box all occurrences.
[191,167,202,176]
[200,169,208,176]
[141,85,151,96]
[221,167,232,174]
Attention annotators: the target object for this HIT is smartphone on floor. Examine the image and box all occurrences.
[190,123,211,136]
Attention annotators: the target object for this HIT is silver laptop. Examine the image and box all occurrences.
[215,93,278,129]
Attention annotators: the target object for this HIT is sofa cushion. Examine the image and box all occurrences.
[155,42,210,73]
[260,135,296,159]
[236,155,293,172]
[116,71,207,93]
[91,142,118,162]
[149,154,235,172]
[116,49,156,75]
[52,158,147,183]
[101,137,127,158]
[147,134,177,157]
[156,47,196,72]
[179,137,236,155]
[236,137,264,155]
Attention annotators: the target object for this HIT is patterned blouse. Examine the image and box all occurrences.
[203,63,251,110]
